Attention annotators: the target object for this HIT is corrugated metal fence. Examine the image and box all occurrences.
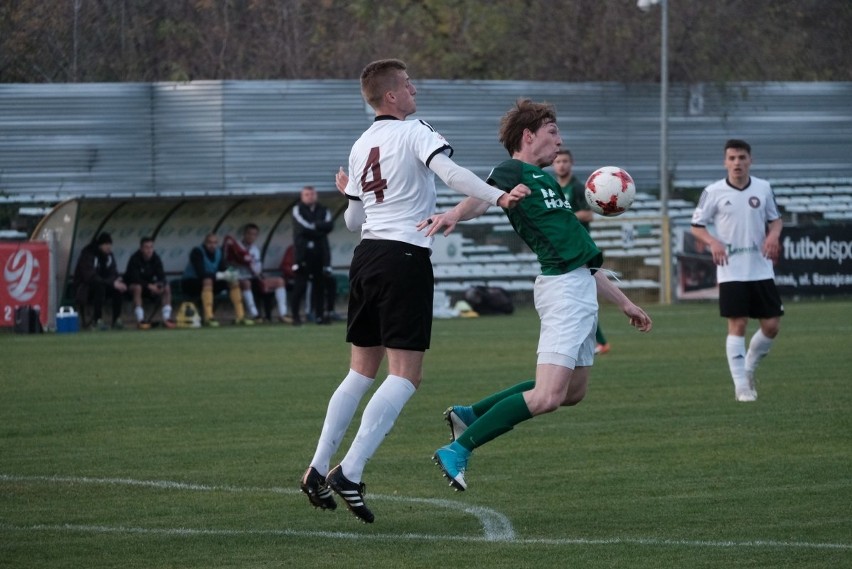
[1,80,851,202]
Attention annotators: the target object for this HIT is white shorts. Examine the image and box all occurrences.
[534,267,598,369]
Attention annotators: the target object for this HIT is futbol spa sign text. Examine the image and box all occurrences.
[774,226,852,295]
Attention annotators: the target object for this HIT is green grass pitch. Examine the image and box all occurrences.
[1,300,850,568]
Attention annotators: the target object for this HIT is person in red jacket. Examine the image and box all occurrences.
[225,223,289,322]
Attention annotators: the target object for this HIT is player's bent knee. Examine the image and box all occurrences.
[562,392,586,407]
[527,393,563,415]
[762,320,781,338]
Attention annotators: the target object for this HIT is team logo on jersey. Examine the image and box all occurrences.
[539,187,572,211]
[749,196,761,208]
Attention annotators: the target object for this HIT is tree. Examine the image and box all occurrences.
[1,0,850,83]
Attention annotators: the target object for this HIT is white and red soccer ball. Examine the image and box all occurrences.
[584,166,636,217]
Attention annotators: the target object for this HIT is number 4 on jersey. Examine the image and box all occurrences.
[360,147,388,203]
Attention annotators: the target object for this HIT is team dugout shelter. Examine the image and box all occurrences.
[32,192,355,321]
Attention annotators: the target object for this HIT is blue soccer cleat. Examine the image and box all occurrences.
[432,442,470,492]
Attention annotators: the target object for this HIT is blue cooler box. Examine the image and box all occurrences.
[56,306,80,333]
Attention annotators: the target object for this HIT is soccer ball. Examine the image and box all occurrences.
[584,166,636,217]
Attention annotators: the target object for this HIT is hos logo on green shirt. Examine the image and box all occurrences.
[487,159,602,276]
[538,186,573,211]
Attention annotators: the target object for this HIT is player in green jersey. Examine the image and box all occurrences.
[420,99,652,492]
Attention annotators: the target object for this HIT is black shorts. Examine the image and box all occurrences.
[719,279,784,319]
[128,282,167,300]
[346,239,434,351]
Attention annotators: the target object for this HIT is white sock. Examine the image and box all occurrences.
[134,306,144,322]
[726,335,749,390]
[162,304,172,320]
[243,289,258,318]
[275,287,287,316]
[745,329,773,374]
[340,375,417,483]
[310,370,374,476]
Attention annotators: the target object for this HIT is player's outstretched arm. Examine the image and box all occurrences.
[593,270,653,332]
[418,184,530,237]
[417,197,489,237]
[498,184,531,208]
[429,154,500,203]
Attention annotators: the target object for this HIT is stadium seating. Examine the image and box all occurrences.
[430,180,852,300]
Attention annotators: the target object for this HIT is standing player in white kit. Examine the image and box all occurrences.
[691,139,783,402]
[299,58,529,523]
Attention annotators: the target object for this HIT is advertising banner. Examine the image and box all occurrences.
[675,225,852,299]
[675,229,719,300]
[774,226,852,296]
[1,241,50,328]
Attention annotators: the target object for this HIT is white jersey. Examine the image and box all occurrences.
[691,176,781,283]
[345,116,452,249]
[234,241,262,279]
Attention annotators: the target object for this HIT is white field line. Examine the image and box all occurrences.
[2,474,850,551]
[2,523,850,551]
[0,473,514,542]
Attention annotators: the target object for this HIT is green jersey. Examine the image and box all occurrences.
[487,159,602,276]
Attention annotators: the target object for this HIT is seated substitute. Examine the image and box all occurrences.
[181,233,253,327]
[224,223,289,322]
[73,231,127,330]
[124,236,176,329]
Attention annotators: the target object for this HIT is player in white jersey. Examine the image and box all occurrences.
[227,223,288,322]
[691,139,783,402]
[299,58,529,523]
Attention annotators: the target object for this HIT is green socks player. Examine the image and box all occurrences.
[433,380,535,491]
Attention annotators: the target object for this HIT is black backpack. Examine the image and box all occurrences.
[464,286,514,315]
[14,305,43,334]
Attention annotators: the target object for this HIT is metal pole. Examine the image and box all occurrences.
[659,0,672,304]
[46,229,58,331]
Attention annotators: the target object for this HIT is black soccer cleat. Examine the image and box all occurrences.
[326,464,375,523]
[300,466,337,510]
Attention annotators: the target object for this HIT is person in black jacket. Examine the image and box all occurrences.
[125,236,175,329]
[289,185,334,325]
[73,232,127,330]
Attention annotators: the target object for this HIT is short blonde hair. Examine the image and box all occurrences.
[360,59,407,109]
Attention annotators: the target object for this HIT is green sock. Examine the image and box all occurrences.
[457,393,532,451]
[595,325,607,345]
[470,380,535,417]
